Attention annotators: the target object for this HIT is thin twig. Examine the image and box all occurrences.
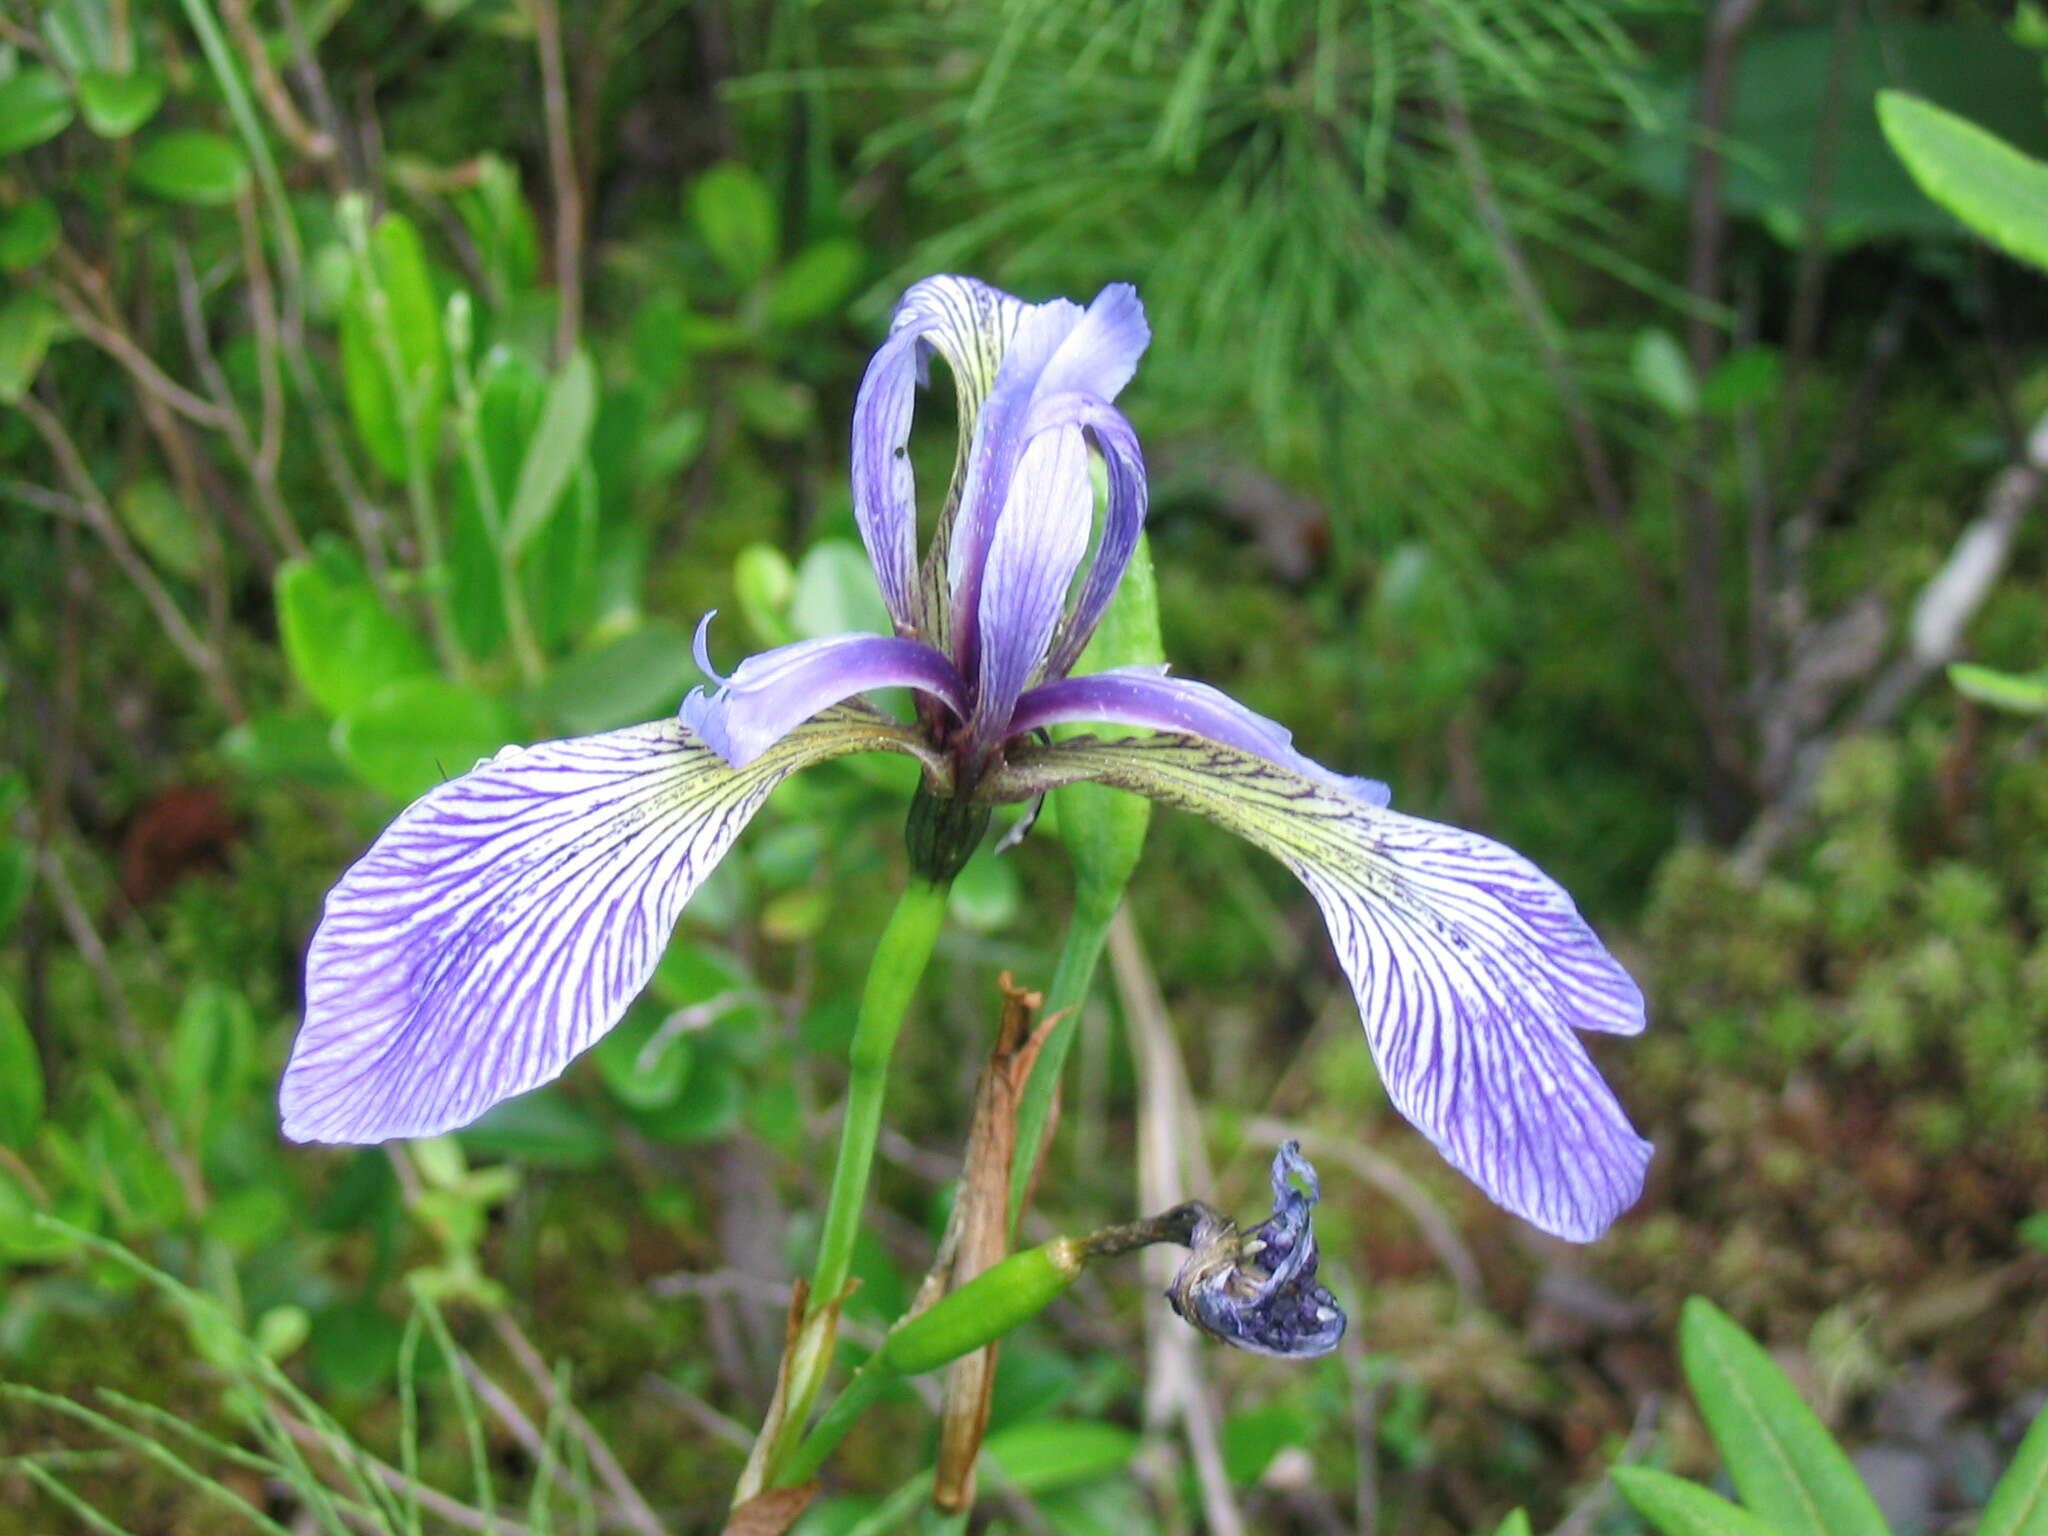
[47,274,234,430]
[530,0,582,362]
[275,1412,542,1536]
[219,0,334,160]
[1431,41,1751,794]
[641,1374,756,1455]
[16,392,246,721]
[487,1311,667,1536]
[1109,909,1248,1536]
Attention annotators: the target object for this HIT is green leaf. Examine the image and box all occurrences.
[1879,91,2048,272]
[452,152,539,299]
[593,1010,694,1111]
[0,199,60,272]
[168,984,254,1142]
[0,291,65,404]
[733,543,796,646]
[76,68,164,137]
[274,550,433,718]
[529,624,702,736]
[690,161,779,284]
[0,69,75,156]
[1629,24,2048,246]
[948,848,1020,933]
[117,478,207,580]
[733,371,814,440]
[1632,327,1697,417]
[332,677,519,801]
[502,348,596,554]
[339,210,446,480]
[789,540,892,640]
[984,1420,1139,1492]
[220,712,351,785]
[1703,347,1783,417]
[763,238,864,327]
[130,130,250,206]
[1981,1397,2048,1536]
[1949,662,2048,714]
[0,842,30,941]
[0,989,44,1150]
[1491,1513,1534,1536]
[1614,1468,1783,1536]
[1678,1297,1889,1536]
[458,1089,613,1169]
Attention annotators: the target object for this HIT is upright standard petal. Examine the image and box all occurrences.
[682,627,967,770]
[971,424,1096,741]
[1041,400,1148,679]
[848,328,924,630]
[992,734,1650,1241]
[945,284,1152,670]
[283,709,926,1143]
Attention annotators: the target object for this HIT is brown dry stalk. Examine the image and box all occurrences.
[932,975,1062,1512]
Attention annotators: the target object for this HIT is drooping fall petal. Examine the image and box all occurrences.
[282,710,924,1142]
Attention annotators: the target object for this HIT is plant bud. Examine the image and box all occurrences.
[880,1238,1085,1377]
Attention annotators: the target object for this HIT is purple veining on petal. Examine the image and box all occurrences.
[281,722,790,1143]
[1024,733,1647,1239]
[848,329,924,629]
[946,284,1152,687]
[970,425,1096,745]
[1040,399,1148,678]
[1008,667,1393,808]
[680,629,967,770]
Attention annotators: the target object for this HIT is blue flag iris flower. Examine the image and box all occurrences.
[282,276,1651,1242]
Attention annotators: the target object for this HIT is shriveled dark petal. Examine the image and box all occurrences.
[1165,1142,1346,1360]
[681,625,967,770]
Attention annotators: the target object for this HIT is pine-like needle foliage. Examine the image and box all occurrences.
[801,0,1664,571]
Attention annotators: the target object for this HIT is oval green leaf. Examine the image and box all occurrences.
[77,68,165,138]
[1879,91,2048,273]
[0,69,74,156]
[1678,1297,1889,1536]
[1981,1397,2048,1536]
[131,130,251,206]
[275,549,433,718]
[0,988,44,1150]
[1614,1468,1783,1536]
[0,198,60,272]
[503,347,596,555]
[332,676,520,802]
[689,161,778,284]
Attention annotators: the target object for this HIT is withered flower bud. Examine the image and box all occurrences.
[1165,1141,1345,1359]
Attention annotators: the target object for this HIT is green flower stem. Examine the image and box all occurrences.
[780,1238,1088,1486]
[809,876,952,1313]
[744,876,951,1495]
[1006,880,1120,1232]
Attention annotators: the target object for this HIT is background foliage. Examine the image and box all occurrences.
[2,0,2046,1532]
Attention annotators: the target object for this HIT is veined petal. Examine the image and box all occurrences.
[283,710,925,1143]
[681,628,966,770]
[946,284,1152,674]
[1034,282,1149,406]
[992,735,1650,1241]
[972,425,1095,740]
[1042,400,1148,679]
[886,276,1080,643]
[849,328,924,629]
[1008,667,1390,806]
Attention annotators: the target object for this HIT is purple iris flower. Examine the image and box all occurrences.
[281,275,1650,1242]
